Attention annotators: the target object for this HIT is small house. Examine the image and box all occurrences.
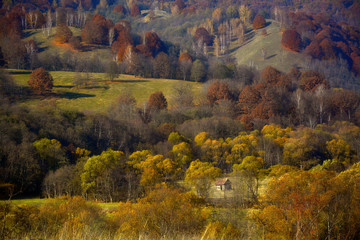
[215,178,232,190]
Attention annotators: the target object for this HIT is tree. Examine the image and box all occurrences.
[206,80,232,105]
[178,52,192,80]
[54,24,73,44]
[28,67,53,94]
[33,138,67,171]
[106,61,119,81]
[281,29,302,52]
[299,70,329,92]
[194,27,213,46]
[144,31,165,57]
[185,160,222,198]
[226,6,239,19]
[232,156,264,201]
[252,14,266,30]
[153,52,171,78]
[212,8,224,23]
[81,14,112,45]
[190,59,206,82]
[147,91,168,111]
[69,36,81,50]
[81,149,125,202]
[130,3,141,17]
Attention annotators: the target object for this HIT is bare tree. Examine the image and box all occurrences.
[109,27,114,46]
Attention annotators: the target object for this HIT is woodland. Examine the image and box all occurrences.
[1,0,360,239]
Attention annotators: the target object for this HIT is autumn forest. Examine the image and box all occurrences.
[1,0,360,239]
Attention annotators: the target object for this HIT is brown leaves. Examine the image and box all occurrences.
[252,15,266,30]
[281,29,302,52]
[206,80,232,105]
[28,67,53,95]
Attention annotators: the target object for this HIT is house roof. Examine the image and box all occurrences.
[215,178,230,185]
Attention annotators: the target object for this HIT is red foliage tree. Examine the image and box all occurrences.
[351,53,360,75]
[206,80,232,105]
[148,91,168,111]
[319,38,337,60]
[299,70,329,92]
[305,40,323,59]
[28,67,53,94]
[135,44,152,57]
[130,3,141,17]
[281,29,302,52]
[144,31,165,57]
[111,22,133,62]
[194,27,213,46]
[252,14,266,30]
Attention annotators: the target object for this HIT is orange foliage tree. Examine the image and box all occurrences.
[28,67,53,94]
[54,24,73,44]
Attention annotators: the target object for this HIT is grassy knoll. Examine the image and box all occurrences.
[10,70,202,113]
[23,27,111,58]
[230,20,307,72]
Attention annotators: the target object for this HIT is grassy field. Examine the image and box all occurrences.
[230,20,306,73]
[9,70,202,113]
[0,197,121,211]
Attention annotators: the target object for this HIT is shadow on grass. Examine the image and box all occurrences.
[57,92,96,99]
[109,80,150,83]
[37,46,48,53]
[228,46,241,54]
[265,21,272,28]
[8,70,32,74]
[23,31,36,38]
[54,85,75,89]
[266,54,277,60]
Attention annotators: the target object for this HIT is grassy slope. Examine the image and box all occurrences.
[23,27,111,58]
[10,70,202,113]
[230,20,306,73]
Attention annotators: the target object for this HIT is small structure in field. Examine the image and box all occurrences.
[215,178,232,190]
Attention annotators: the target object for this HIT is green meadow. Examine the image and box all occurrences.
[9,70,202,113]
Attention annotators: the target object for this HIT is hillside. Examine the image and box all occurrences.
[23,27,111,59]
[230,20,306,72]
[10,70,202,113]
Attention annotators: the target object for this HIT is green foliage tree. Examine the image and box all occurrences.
[33,138,68,171]
[106,61,119,82]
[190,59,206,82]
[81,149,125,201]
